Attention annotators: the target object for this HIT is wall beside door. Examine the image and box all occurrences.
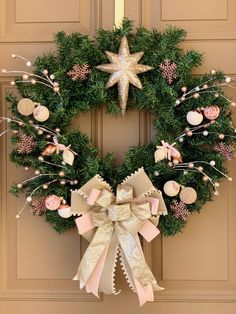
[1,1,236,314]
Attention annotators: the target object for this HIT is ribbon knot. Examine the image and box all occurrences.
[71,168,167,306]
[108,203,131,221]
[89,183,152,225]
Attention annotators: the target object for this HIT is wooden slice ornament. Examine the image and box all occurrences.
[33,105,50,122]
[17,98,35,116]
[186,110,203,126]
[179,187,197,204]
[163,180,180,197]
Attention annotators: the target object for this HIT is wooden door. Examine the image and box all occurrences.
[1,1,236,313]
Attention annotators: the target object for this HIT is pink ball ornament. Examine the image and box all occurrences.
[203,106,220,120]
[45,195,61,210]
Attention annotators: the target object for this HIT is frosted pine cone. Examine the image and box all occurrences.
[159,59,177,84]
[67,64,91,81]
[16,133,36,154]
[31,198,47,216]
[170,200,190,221]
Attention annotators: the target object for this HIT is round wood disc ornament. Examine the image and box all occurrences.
[163,180,180,197]
[186,110,203,126]
[179,187,197,204]
[17,98,35,116]
[33,105,50,122]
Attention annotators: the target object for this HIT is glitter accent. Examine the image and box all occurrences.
[159,59,177,84]
[67,64,91,81]
[170,200,190,221]
[96,36,153,115]
[16,133,37,154]
[214,142,235,160]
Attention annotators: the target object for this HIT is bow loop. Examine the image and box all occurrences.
[116,184,133,204]
[92,210,109,226]
[95,189,115,208]
[131,202,151,220]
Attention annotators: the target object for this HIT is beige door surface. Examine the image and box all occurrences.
[1,1,236,314]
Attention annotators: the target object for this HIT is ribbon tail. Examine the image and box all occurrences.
[73,223,113,289]
[99,233,120,295]
[136,235,164,306]
[119,248,154,305]
[116,225,164,306]
[139,220,160,242]
[167,149,172,161]
[119,248,136,292]
[85,242,110,298]
[116,225,158,287]
[75,212,94,235]
[119,238,155,306]
[134,279,154,306]
[134,234,164,293]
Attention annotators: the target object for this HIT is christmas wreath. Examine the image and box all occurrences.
[1,19,236,305]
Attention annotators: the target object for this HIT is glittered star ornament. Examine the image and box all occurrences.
[96,36,153,115]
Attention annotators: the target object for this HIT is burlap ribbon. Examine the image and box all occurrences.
[71,167,167,306]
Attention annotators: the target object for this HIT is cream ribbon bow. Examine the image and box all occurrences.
[70,168,167,306]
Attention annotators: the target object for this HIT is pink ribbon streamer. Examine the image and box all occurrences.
[139,220,160,242]
[85,243,110,297]
[147,197,159,215]
[87,188,101,206]
[75,212,94,234]
[133,235,154,305]
[134,280,154,306]
[52,136,77,155]
[161,140,182,161]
